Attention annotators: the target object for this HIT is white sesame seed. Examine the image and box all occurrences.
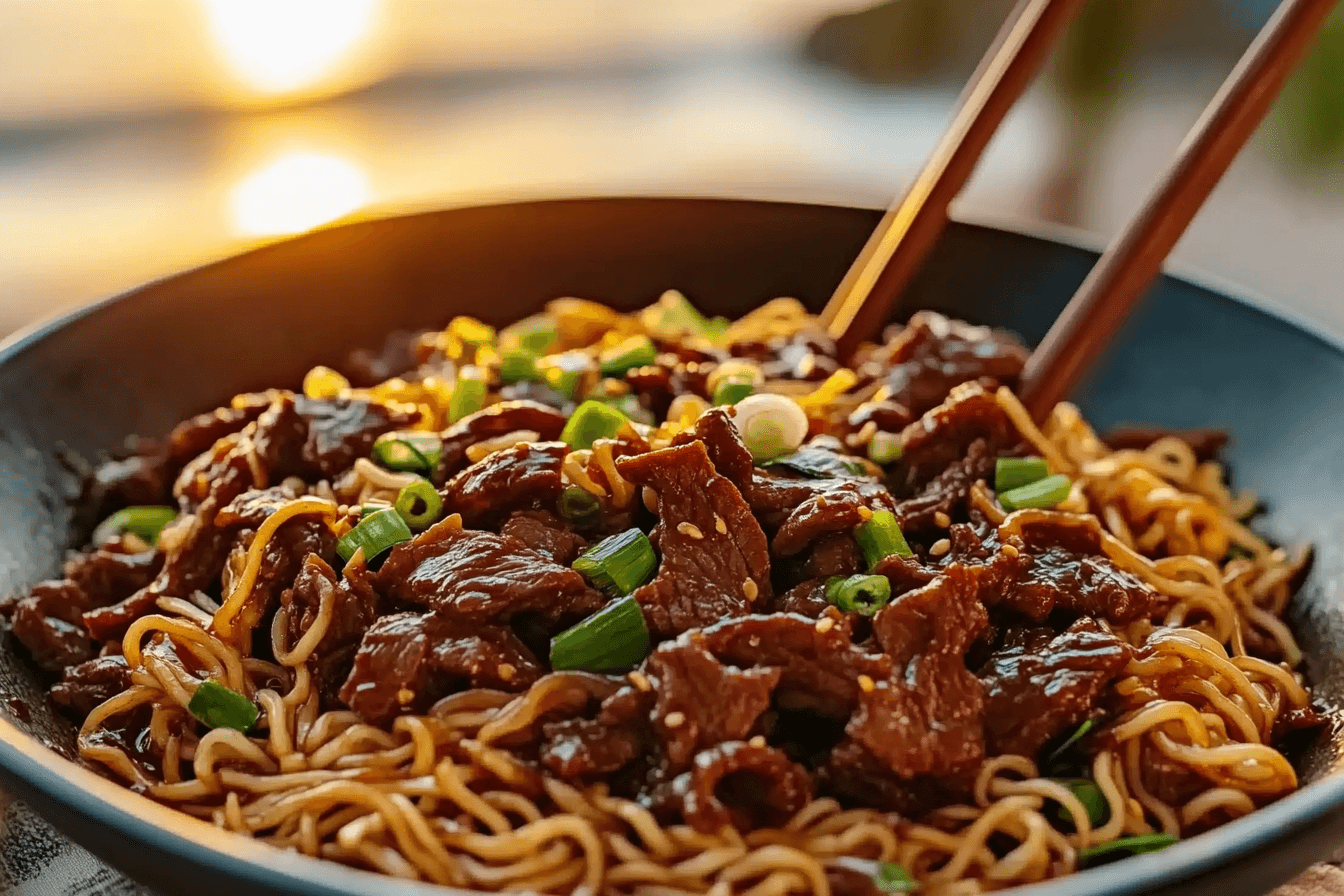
[930,538,951,557]
[815,617,836,634]
[497,663,516,682]
[664,712,686,729]
[857,675,876,693]
[748,735,767,748]
[677,522,704,540]
[397,688,415,704]
[934,511,951,528]
[628,671,652,692]
[857,506,874,522]
[743,579,759,601]
[715,514,727,535]
[643,487,659,513]
[1001,543,1020,558]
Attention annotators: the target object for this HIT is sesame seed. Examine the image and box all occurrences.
[934,511,951,528]
[815,617,836,634]
[497,663,516,681]
[930,538,951,557]
[857,675,876,693]
[856,506,874,522]
[743,579,759,601]
[664,712,686,729]
[397,688,415,704]
[628,671,652,692]
[748,735,767,748]
[677,522,704,540]
[715,514,727,535]
[816,496,828,508]
[1001,543,1020,558]
[643,487,659,513]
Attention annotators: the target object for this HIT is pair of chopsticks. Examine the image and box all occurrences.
[821,0,1338,420]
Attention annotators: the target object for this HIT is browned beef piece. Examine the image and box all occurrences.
[763,476,900,558]
[1104,427,1228,463]
[646,637,782,771]
[978,619,1131,758]
[540,716,647,779]
[671,407,755,490]
[500,511,589,566]
[166,397,269,465]
[281,556,380,705]
[90,454,170,518]
[342,329,417,387]
[174,433,259,510]
[340,612,541,725]
[847,399,914,438]
[437,401,568,478]
[376,517,604,624]
[253,393,416,481]
[65,545,162,609]
[616,442,772,638]
[819,738,974,817]
[51,655,131,716]
[441,442,567,529]
[893,438,997,533]
[889,383,1017,496]
[775,579,830,617]
[856,564,989,779]
[872,553,937,596]
[659,741,813,834]
[221,517,338,640]
[758,333,841,382]
[875,311,1027,419]
[216,487,295,527]
[11,581,96,671]
[803,532,864,579]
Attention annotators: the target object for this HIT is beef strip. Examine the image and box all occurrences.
[376,516,604,625]
[441,442,567,529]
[51,655,131,716]
[616,441,772,638]
[166,397,269,466]
[281,555,380,705]
[659,741,813,834]
[889,382,1017,497]
[437,401,568,478]
[221,516,338,641]
[88,454,170,519]
[11,581,96,671]
[500,511,589,566]
[978,618,1132,758]
[340,612,541,725]
[874,311,1027,418]
[253,393,416,481]
[65,544,162,609]
[775,579,831,617]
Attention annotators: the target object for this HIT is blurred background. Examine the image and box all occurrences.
[2,0,1344,340]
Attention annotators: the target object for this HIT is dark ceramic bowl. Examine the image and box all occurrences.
[1,198,1342,896]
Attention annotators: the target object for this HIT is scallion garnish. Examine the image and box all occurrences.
[824,574,892,617]
[558,486,602,528]
[599,335,657,376]
[995,456,1050,492]
[561,400,629,450]
[1076,833,1177,867]
[763,447,868,479]
[873,862,918,893]
[372,432,442,474]
[501,313,559,355]
[550,595,650,671]
[732,393,810,461]
[573,528,656,596]
[394,479,443,530]
[188,680,258,732]
[712,376,755,406]
[1046,718,1097,768]
[537,351,595,399]
[498,350,540,385]
[448,371,488,424]
[1048,778,1110,828]
[360,502,392,517]
[595,393,655,426]
[855,511,913,569]
[337,508,413,562]
[999,474,1072,511]
[867,431,903,466]
[92,505,177,546]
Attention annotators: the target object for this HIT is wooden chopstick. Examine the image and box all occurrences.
[1018,0,1339,420]
[822,0,1089,360]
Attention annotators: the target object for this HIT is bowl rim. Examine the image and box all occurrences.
[2,195,1342,896]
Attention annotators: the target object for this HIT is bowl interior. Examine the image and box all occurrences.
[2,197,1343,896]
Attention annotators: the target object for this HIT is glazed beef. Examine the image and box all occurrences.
[65,544,162,608]
[616,441,772,637]
[441,442,567,529]
[875,311,1027,418]
[500,511,589,566]
[253,393,415,480]
[281,556,380,705]
[341,612,541,725]
[978,618,1132,758]
[51,655,131,716]
[376,517,604,625]
[12,581,96,671]
[89,454,170,518]
[660,741,813,834]
[437,401,568,478]
[166,397,269,466]
[221,515,338,641]
[889,382,1018,497]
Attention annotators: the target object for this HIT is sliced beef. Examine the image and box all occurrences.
[660,741,813,834]
[281,556,380,705]
[437,401,568,478]
[340,612,541,725]
[441,442,567,529]
[166,397,269,466]
[221,516,337,641]
[500,511,589,566]
[253,393,416,481]
[616,441,772,637]
[51,655,131,716]
[671,407,755,491]
[889,382,1017,496]
[803,533,864,580]
[65,545,162,609]
[759,476,899,558]
[875,311,1027,418]
[216,487,295,528]
[540,716,647,779]
[376,517,604,625]
[11,581,95,671]
[978,619,1132,758]
[342,329,417,387]
[775,579,831,617]
[892,438,997,533]
[89,454,170,519]
[872,553,937,597]
[818,738,974,817]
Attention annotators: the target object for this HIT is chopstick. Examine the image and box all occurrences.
[1018,0,1338,420]
[822,0,1089,359]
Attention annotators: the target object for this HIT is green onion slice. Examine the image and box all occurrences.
[712,377,755,407]
[448,371,488,424]
[761,447,868,480]
[1046,718,1097,768]
[594,392,654,426]
[599,335,657,376]
[641,290,713,337]
[873,862,918,893]
[558,485,602,528]
[92,505,177,546]
[573,528,656,596]
[867,431,903,465]
[999,474,1072,511]
[372,431,442,474]
[498,350,540,385]
[855,511,913,568]
[1076,833,1177,866]
[501,313,559,355]
[995,456,1050,492]
[824,574,892,617]
[550,595,651,671]
[537,351,595,400]
[337,508,413,562]
[561,400,629,450]
[360,502,392,517]
[394,479,443,530]
[188,680,259,732]
[1048,778,1110,828]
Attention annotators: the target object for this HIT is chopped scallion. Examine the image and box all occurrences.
[394,479,443,530]
[641,290,712,337]
[999,474,1072,511]
[448,371,488,424]
[594,392,655,426]
[558,485,602,528]
[1046,718,1097,768]
[360,502,392,517]
[92,505,177,546]
[873,862,918,893]
[337,508,413,562]
[712,376,755,406]
[573,528,656,596]
[188,680,258,732]
[550,595,651,670]
[867,431,903,465]
[561,400,629,450]
[498,350,540,385]
[1048,778,1110,828]
[732,394,809,461]
[537,351,595,399]
[1076,833,1177,867]
[501,313,559,355]
[372,432,442,474]
[599,335,657,376]
[824,574,892,617]
[763,447,868,479]
[995,456,1050,492]
[855,511,913,569]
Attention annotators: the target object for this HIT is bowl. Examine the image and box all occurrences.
[1,197,1343,896]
